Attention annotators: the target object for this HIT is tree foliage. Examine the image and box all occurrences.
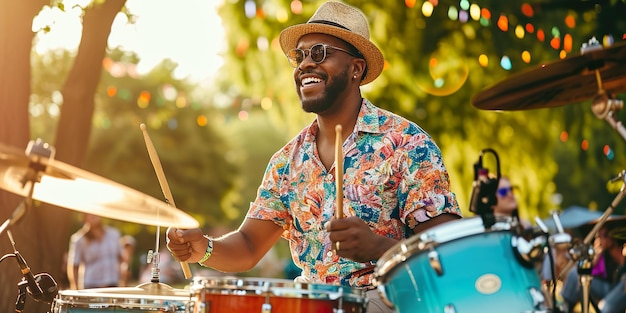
[215,0,626,221]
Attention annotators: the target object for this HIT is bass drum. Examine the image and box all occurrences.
[374,216,547,313]
[189,276,367,313]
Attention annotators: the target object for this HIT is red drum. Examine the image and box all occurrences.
[189,276,367,313]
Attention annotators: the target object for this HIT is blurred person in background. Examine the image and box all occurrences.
[119,234,136,286]
[67,214,124,289]
[492,176,532,229]
[560,225,625,313]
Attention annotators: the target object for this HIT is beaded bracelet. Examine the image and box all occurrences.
[198,235,213,266]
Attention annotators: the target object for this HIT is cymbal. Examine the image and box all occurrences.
[78,282,190,297]
[578,214,626,239]
[0,142,199,228]
[472,42,626,110]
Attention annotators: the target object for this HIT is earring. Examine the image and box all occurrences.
[353,75,357,79]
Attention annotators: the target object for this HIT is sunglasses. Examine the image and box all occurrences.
[286,43,359,68]
[496,186,516,197]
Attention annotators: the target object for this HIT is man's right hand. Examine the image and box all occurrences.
[166,227,208,263]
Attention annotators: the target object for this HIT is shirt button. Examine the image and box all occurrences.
[327,173,334,180]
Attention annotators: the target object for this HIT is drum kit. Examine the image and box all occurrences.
[1,39,625,312]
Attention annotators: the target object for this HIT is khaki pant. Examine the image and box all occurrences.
[365,289,395,313]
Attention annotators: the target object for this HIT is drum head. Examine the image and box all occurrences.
[191,276,365,302]
[375,216,514,283]
[52,284,189,312]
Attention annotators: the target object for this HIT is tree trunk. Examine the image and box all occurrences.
[55,0,127,164]
[1,1,126,312]
[1,1,52,312]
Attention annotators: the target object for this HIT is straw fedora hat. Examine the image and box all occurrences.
[279,1,384,85]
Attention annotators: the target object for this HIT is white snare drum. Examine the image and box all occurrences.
[50,283,189,312]
[189,276,367,313]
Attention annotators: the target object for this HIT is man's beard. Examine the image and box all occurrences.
[300,68,350,114]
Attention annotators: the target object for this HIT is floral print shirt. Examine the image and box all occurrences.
[247,99,461,287]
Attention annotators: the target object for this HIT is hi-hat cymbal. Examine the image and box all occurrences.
[80,282,190,297]
[472,42,626,110]
[0,142,198,228]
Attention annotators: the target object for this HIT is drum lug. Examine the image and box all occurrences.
[528,287,546,310]
[511,235,546,267]
[262,281,272,313]
[333,286,345,313]
[428,249,443,276]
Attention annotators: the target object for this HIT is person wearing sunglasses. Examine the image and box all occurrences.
[166,2,461,312]
[492,176,531,229]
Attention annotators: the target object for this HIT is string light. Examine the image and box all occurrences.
[500,56,512,70]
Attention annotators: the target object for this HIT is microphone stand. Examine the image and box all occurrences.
[0,186,35,313]
[15,280,27,313]
[0,186,33,237]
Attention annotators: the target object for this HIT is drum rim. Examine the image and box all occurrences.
[373,216,514,283]
[56,287,191,300]
[190,276,366,302]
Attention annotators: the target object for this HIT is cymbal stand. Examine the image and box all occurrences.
[0,139,55,237]
[145,230,162,284]
[0,188,32,237]
[559,169,626,313]
[589,66,626,142]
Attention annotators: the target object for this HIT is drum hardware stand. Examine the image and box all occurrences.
[15,280,28,313]
[0,185,33,237]
[0,140,58,311]
[135,228,174,294]
[581,38,626,143]
[145,248,162,283]
[1,230,59,312]
[135,218,171,293]
[590,82,625,142]
[557,169,626,313]
[0,139,54,237]
[0,251,29,313]
[535,212,572,312]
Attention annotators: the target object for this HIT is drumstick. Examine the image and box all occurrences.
[335,124,343,219]
[140,123,192,279]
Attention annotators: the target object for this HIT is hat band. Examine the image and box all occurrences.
[308,20,351,32]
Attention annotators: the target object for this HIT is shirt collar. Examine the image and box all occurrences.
[355,99,383,134]
[308,99,383,136]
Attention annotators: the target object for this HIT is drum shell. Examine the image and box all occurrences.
[189,276,367,313]
[51,288,189,312]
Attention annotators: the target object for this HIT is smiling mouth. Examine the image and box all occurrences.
[301,77,322,86]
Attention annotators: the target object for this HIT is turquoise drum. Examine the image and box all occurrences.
[50,285,189,313]
[374,217,547,313]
